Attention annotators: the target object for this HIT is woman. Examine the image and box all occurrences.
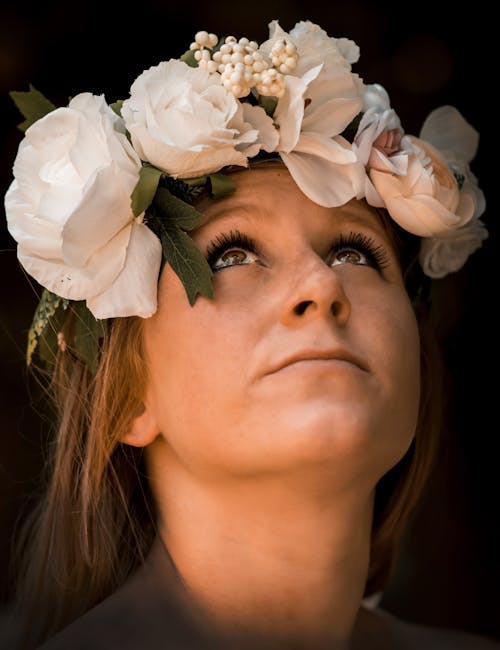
[4,19,496,650]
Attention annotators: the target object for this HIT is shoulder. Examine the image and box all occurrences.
[36,551,215,650]
[35,587,183,650]
[37,587,212,650]
[361,606,500,650]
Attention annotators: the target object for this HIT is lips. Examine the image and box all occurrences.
[267,348,368,375]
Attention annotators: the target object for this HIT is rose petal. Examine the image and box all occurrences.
[419,219,488,278]
[362,84,391,112]
[368,149,408,175]
[274,74,309,153]
[302,93,362,138]
[281,135,363,207]
[420,106,479,163]
[363,177,385,208]
[86,221,162,319]
[5,181,62,259]
[381,193,460,236]
[18,225,130,300]
[62,163,137,268]
[293,132,357,163]
[241,104,279,154]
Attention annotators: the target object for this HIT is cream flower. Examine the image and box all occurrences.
[370,134,475,237]
[369,105,483,238]
[5,93,162,319]
[260,20,359,78]
[121,59,278,179]
[260,21,365,207]
[419,218,488,278]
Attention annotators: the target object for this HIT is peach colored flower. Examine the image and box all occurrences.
[369,135,476,237]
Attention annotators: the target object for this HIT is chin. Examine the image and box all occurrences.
[281,403,414,480]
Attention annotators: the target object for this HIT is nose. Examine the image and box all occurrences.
[280,254,351,327]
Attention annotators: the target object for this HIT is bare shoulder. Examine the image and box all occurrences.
[354,606,500,650]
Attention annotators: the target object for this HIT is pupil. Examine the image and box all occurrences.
[222,249,246,263]
[339,249,361,264]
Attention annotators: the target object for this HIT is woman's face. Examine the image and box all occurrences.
[140,166,421,487]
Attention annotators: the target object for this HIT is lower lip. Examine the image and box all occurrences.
[272,358,363,375]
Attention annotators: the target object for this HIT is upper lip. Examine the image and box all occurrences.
[267,348,368,375]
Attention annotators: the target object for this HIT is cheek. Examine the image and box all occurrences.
[369,288,421,437]
[351,280,421,457]
[143,274,259,444]
[387,299,420,392]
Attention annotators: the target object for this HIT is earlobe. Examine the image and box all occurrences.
[121,402,160,447]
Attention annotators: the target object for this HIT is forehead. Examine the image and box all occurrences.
[196,165,389,239]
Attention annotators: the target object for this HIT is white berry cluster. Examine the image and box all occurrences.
[189,31,298,99]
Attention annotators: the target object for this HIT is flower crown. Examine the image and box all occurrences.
[4,20,487,373]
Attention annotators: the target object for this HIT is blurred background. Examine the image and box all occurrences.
[1,0,498,643]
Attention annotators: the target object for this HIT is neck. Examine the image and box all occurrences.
[148,454,375,650]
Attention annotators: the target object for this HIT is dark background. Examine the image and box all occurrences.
[1,0,498,642]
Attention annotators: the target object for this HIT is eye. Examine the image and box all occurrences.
[331,248,369,267]
[206,230,260,271]
[212,247,259,270]
[328,232,389,270]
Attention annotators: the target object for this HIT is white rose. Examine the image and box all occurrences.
[121,59,276,179]
[5,92,162,319]
[419,218,488,278]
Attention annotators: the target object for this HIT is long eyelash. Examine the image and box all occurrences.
[206,229,259,269]
[333,232,390,270]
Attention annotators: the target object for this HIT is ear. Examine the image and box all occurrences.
[121,401,160,448]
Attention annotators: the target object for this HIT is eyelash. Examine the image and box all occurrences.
[205,229,389,271]
[330,232,390,270]
[206,230,259,270]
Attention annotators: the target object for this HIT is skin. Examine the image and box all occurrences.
[126,164,421,649]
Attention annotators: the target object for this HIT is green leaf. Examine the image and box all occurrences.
[180,49,198,68]
[258,95,278,117]
[27,289,70,366]
[155,187,204,231]
[159,223,214,305]
[170,176,210,203]
[10,84,57,132]
[72,302,106,376]
[208,173,236,198]
[37,303,71,367]
[110,99,124,116]
[149,185,214,304]
[131,165,164,217]
[182,175,208,188]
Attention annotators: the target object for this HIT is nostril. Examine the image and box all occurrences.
[294,300,312,316]
[331,301,342,317]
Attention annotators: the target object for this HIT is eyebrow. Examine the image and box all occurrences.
[197,201,270,227]
[331,207,390,240]
[198,200,392,246]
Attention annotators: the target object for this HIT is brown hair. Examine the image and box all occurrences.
[12,207,443,648]
[13,313,154,648]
